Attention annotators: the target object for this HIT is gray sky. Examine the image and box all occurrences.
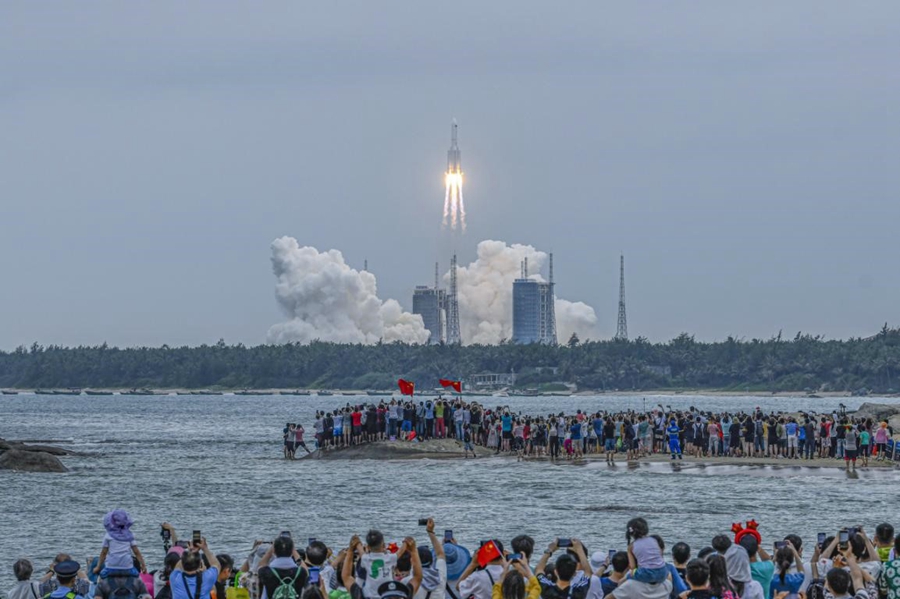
[1,2,898,349]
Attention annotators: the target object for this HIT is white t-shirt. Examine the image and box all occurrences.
[608,578,672,599]
[458,565,504,599]
[403,558,447,599]
[7,581,42,599]
[740,579,765,599]
[358,552,397,599]
[103,534,137,570]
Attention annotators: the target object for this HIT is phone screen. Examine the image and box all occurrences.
[308,537,316,546]
[558,538,572,548]
[608,549,617,561]
[817,533,826,546]
[444,530,453,543]
[840,531,849,544]
[309,567,320,584]
[192,530,201,544]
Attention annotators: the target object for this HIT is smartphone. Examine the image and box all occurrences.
[848,527,858,539]
[308,567,320,585]
[418,519,429,526]
[192,530,202,545]
[557,538,573,548]
[161,527,171,541]
[608,549,617,562]
[308,537,316,546]
[775,541,786,550]
[508,553,522,561]
[839,530,849,546]
[444,530,453,543]
[817,533,826,547]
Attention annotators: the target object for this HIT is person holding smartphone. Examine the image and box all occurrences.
[171,537,220,599]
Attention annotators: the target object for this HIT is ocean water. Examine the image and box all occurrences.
[1,393,898,591]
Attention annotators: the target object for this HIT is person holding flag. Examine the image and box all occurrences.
[457,540,505,599]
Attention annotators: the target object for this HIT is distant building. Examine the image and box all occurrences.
[412,286,446,345]
[512,278,556,345]
[467,372,517,388]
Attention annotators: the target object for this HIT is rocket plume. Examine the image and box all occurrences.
[267,237,430,345]
[442,119,466,231]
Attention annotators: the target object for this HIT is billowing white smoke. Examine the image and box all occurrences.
[454,240,602,344]
[267,237,430,345]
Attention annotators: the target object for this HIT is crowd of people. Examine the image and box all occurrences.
[281,400,897,468]
[7,511,900,599]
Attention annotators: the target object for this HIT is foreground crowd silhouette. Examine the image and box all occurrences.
[282,400,898,468]
[8,511,900,599]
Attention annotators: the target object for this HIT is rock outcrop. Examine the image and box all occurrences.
[318,438,473,460]
[853,403,900,422]
[0,438,72,472]
[0,449,68,472]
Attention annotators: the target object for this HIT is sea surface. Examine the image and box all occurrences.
[2,393,899,591]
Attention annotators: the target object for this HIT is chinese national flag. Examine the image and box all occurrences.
[476,540,502,567]
[398,379,415,396]
[439,379,462,393]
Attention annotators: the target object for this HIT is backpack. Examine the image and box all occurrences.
[271,569,302,599]
[110,584,136,599]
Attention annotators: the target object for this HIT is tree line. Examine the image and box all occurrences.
[0,326,898,393]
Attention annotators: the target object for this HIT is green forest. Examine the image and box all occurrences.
[1,326,899,393]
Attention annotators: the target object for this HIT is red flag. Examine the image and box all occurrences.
[476,540,502,567]
[439,379,462,393]
[398,379,415,396]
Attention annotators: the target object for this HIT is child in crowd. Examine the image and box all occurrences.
[94,509,146,577]
[626,517,668,584]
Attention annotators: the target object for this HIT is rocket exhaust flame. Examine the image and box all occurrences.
[442,119,466,231]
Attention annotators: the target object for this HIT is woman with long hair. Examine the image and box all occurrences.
[769,544,804,598]
[706,554,737,599]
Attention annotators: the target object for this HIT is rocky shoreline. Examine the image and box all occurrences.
[0,438,77,472]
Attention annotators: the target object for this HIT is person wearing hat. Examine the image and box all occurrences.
[442,541,471,599]
[39,556,91,599]
[43,561,85,599]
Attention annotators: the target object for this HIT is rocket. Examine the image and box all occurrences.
[447,118,461,174]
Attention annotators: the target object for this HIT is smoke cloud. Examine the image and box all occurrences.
[454,240,602,344]
[267,237,430,345]
[266,237,601,346]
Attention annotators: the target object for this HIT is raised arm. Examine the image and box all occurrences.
[258,542,276,570]
[425,519,445,560]
[573,539,592,577]
[202,539,220,572]
[342,537,361,590]
[535,540,558,576]
[407,538,423,596]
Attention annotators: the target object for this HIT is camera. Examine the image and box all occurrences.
[418,519,429,526]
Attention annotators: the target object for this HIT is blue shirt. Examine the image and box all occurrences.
[501,415,512,432]
[786,422,798,436]
[570,423,582,440]
[667,425,680,441]
[769,572,804,598]
[171,569,219,599]
[49,587,85,599]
